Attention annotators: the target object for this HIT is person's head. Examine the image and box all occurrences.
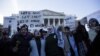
[47,26,54,34]
[57,26,63,32]
[77,21,82,26]
[64,26,70,34]
[20,24,28,36]
[40,29,47,38]
[88,18,99,28]
[2,30,9,38]
[34,29,41,38]
[76,21,86,33]
[43,31,47,36]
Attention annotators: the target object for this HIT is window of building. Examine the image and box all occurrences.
[60,19,64,24]
[50,18,53,25]
[44,18,48,26]
[55,18,58,26]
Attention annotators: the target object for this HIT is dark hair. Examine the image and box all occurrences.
[78,21,81,25]
[2,31,9,36]
[88,18,99,27]
[40,29,47,33]
[20,24,28,31]
[64,26,70,31]
[57,26,63,31]
[39,29,43,33]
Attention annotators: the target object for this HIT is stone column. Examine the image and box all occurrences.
[58,19,60,26]
[53,19,55,26]
[48,19,50,26]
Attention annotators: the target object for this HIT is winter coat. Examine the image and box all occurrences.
[11,33,32,56]
[29,38,46,56]
[45,33,64,56]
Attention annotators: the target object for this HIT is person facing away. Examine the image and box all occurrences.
[11,24,32,56]
[29,29,47,56]
[45,26,64,56]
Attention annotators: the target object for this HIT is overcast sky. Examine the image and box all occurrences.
[0,0,100,24]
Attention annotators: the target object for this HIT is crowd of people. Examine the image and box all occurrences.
[0,18,100,56]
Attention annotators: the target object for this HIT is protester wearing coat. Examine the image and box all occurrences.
[45,27,64,56]
[29,29,46,56]
[86,25,100,56]
[64,26,79,56]
[45,33,64,56]
[73,21,92,56]
[30,37,46,56]
[11,24,32,56]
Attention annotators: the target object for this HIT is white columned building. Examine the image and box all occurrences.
[42,10,65,27]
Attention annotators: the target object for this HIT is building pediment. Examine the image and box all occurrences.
[42,9,65,16]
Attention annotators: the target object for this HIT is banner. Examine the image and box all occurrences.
[64,16,76,31]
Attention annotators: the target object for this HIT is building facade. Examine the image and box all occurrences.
[4,10,68,35]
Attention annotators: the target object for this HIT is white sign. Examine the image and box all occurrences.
[19,11,43,30]
[64,16,76,31]
[33,11,42,19]
[30,11,43,30]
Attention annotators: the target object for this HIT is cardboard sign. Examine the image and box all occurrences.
[64,16,76,31]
